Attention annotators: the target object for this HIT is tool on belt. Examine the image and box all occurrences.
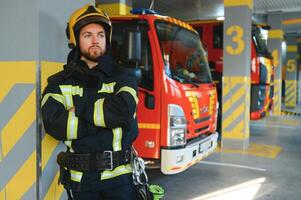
[57,149,131,171]
[131,147,165,200]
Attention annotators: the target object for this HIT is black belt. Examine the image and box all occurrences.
[57,149,131,171]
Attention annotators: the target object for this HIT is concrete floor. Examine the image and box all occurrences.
[282,103,301,114]
[148,105,301,200]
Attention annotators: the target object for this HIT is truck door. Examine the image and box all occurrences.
[111,20,160,160]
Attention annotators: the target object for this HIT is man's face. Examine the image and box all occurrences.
[79,23,106,62]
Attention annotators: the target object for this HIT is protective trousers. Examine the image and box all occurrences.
[71,182,137,200]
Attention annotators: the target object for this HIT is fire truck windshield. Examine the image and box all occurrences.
[155,21,213,84]
[252,27,271,58]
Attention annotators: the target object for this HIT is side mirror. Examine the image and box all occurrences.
[124,29,142,63]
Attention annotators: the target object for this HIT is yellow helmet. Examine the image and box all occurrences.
[66,4,112,49]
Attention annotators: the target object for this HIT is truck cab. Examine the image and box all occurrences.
[109,9,218,174]
[189,20,275,121]
[251,24,275,118]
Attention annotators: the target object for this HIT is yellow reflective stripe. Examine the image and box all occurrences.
[64,141,74,152]
[41,93,65,107]
[112,127,122,151]
[116,86,138,104]
[71,86,83,96]
[65,95,73,109]
[60,85,73,96]
[59,85,73,109]
[59,85,83,109]
[138,123,160,129]
[67,112,78,140]
[70,170,83,182]
[60,85,83,96]
[94,99,106,127]
[98,82,116,93]
[100,164,132,180]
[64,140,72,147]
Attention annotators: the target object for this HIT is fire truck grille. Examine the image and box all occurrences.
[194,116,210,124]
[194,125,209,134]
[186,132,211,145]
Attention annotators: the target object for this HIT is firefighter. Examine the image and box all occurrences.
[41,4,138,200]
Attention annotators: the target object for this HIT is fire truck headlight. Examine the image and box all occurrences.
[168,104,187,147]
[170,128,186,146]
[170,116,186,127]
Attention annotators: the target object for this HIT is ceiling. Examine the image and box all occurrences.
[254,0,301,13]
[132,0,301,36]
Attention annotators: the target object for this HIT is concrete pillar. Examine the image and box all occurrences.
[267,12,283,115]
[285,36,298,108]
[298,41,301,104]
[96,0,133,15]
[222,0,252,149]
[0,1,93,200]
[0,1,38,199]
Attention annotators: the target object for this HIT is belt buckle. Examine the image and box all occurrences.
[103,151,113,170]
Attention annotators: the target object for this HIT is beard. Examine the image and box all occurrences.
[80,45,105,62]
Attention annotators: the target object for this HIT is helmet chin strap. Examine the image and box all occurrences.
[67,47,80,63]
[66,47,86,73]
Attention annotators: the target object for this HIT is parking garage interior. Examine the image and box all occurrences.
[0,0,301,199]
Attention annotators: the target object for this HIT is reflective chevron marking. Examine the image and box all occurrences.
[0,61,36,199]
[222,76,250,139]
[285,80,297,108]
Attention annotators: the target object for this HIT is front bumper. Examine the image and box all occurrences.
[161,132,218,174]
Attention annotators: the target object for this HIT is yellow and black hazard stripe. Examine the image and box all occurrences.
[281,110,301,116]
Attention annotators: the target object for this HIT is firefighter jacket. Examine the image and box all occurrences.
[41,51,139,190]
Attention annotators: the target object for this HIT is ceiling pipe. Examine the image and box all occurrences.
[149,0,154,10]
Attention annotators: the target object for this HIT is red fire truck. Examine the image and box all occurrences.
[189,20,274,121]
[107,9,219,174]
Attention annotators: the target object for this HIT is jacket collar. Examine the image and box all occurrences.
[97,54,117,77]
[66,48,117,77]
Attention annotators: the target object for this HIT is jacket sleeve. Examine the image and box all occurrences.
[75,71,138,130]
[41,82,93,141]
